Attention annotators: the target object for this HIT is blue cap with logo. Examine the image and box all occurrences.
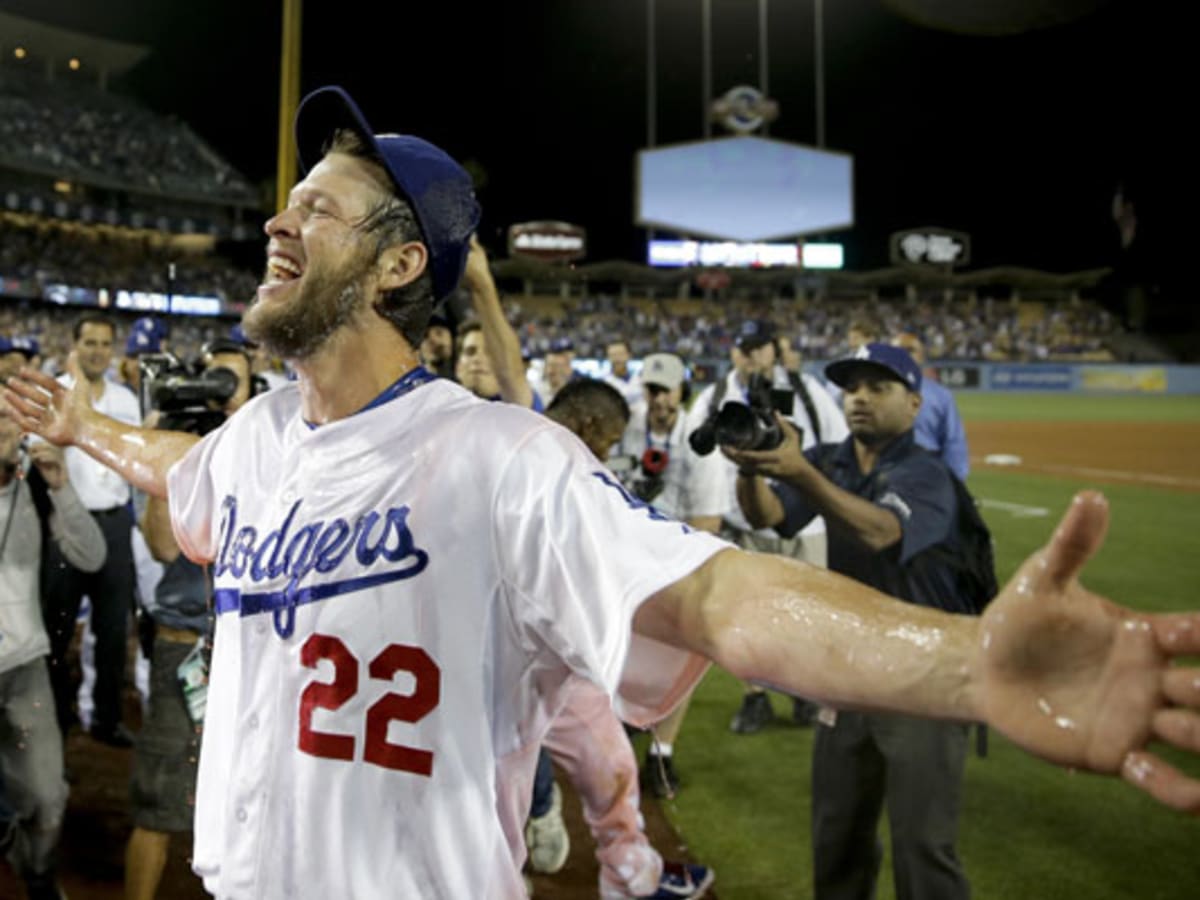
[825,342,923,393]
[125,317,166,356]
[294,86,482,303]
[0,335,39,358]
[548,337,575,354]
[735,319,775,352]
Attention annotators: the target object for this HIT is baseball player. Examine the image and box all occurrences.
[5,86,1199,900]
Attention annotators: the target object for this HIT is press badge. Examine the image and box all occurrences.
[177,640,209,726]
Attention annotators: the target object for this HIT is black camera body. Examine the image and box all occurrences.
[138,353,237,437]
[689,373,796,456]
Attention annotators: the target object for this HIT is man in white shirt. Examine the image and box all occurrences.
[617,351,725,797]
[42,313,141,747]
[602,339,643,406]
[688,322,848,733]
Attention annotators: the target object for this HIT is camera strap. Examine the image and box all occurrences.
[786,370,823,444]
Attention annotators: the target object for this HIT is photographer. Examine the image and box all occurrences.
[725,343,975,900]
[1,399,106,900]
[688,321,847,733]
[616,353,724,797]
[125,340,250,900]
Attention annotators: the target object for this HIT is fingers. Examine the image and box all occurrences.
[1163,667,1200,708]
[1152,709,1200,754]
[13,364,64,395]
[1152,615,1200,656]
[65,351,84,383]
[1039,491,1110,592]
[1,385,48,429]
[1121,751,1200,814]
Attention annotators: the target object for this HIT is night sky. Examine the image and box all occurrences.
[0,0,1181,274]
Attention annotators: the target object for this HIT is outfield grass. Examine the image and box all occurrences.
[644,393,1200,899]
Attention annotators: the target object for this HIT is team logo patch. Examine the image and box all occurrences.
[213,496,429,636]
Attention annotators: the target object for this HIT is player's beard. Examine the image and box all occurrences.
[244,252,372,360]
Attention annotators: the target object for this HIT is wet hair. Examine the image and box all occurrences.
[325,129,435,347]
[546,378,630,431]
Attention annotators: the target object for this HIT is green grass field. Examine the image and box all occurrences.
[639,393,1200,899]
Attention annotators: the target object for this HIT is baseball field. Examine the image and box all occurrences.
[634,391,1200,899]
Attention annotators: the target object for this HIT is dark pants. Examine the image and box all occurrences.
[812,711,970,900]
[41,505,135,736]
[530,747,555,817]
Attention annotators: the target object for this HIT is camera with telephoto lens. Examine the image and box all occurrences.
[138,353,237,437]
[688,373,796,456]
[607,447,670,503]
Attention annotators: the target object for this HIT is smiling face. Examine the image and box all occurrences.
[75,322,115,383]
[244,151,424,360]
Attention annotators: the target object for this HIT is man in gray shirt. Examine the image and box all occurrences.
[0,400,106,900]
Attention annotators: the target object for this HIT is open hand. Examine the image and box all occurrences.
[1,353,93,448]
[977,491,1200,813]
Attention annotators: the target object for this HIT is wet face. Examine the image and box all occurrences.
[606,342,630,377]
[455,330,499,399]
[645,383,682,433]
[544,352,574,392]
[75,322,115,382]
[421,325,454,366]
[840,366,921,446]
[245,152,398,359]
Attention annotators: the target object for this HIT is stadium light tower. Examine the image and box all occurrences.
[276,0,302,212]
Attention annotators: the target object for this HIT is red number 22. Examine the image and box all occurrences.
[298,634,440,775]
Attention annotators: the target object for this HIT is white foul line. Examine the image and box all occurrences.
[979,498,1050,518]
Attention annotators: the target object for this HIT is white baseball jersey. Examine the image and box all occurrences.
[167,376,727,900]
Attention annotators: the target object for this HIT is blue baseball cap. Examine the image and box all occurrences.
[0,335,39,358]
[294,86,482,303]
[125,317,165,356]
[735,319,775,352]
[825,342,923,393]
[548,337,575,354]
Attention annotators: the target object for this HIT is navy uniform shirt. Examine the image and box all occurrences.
[772,430,970,614]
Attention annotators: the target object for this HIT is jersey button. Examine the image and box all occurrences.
[236,807,248,823]
[249,714,259,729]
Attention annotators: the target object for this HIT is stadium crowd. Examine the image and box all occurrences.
[0,67,254,203]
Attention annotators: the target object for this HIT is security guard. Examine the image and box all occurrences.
[725,342,972,900]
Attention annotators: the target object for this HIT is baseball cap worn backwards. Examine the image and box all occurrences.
[294,86,482,302]
[825,342,923,393]
[641,353,686,392]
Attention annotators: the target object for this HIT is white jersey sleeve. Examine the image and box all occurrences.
[492,424,729,725]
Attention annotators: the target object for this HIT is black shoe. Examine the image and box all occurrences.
[89,722,135,748]
[729,691,774,734]
[641,751,680,799]
[792,697,819,727]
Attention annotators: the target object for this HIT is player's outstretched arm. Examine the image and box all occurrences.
[2,358,199,500]
[635,490,1200,814]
